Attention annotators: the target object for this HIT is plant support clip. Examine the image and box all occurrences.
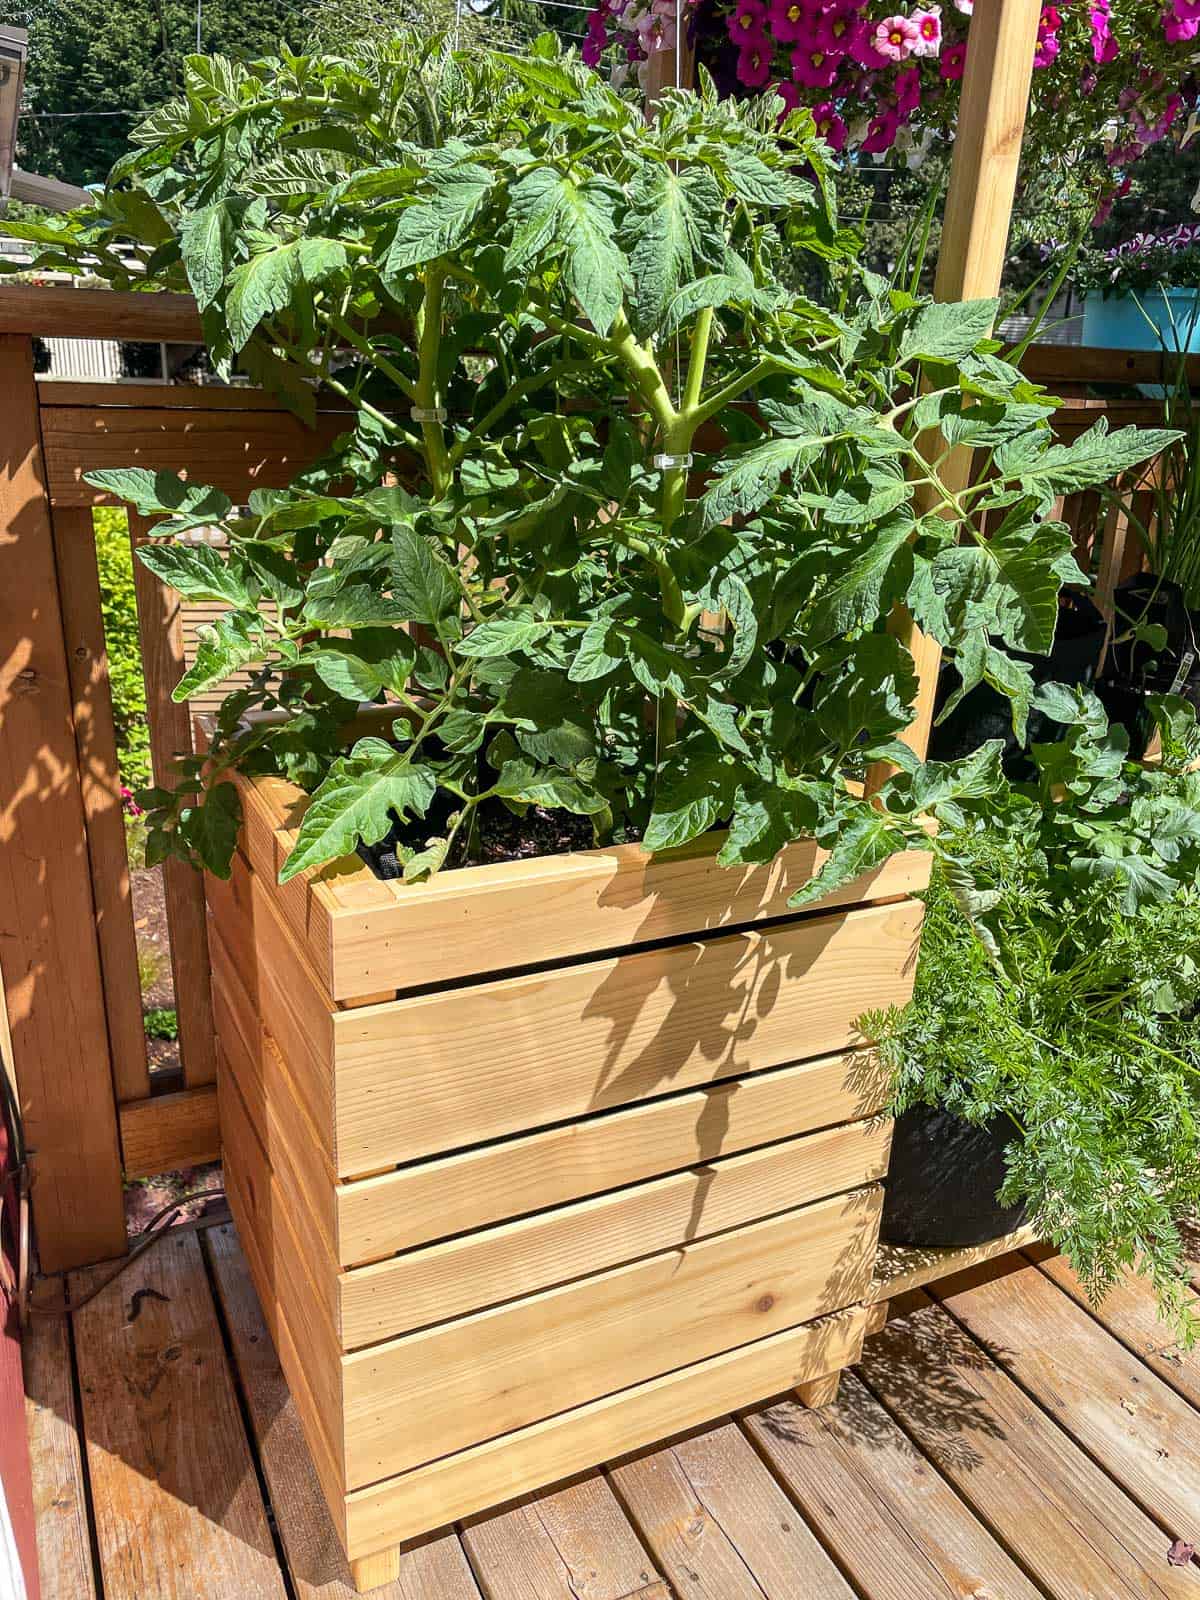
[653,452,693,470]
[411,406,448,423]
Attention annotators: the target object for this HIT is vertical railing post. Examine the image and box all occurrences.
[127,511,217,1091]
[0,334,127,1271]
[867,0,1044,786]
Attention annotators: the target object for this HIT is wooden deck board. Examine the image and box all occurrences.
[610,1420,856,1598]
[858,1291,1199,1599]
[461,1473,668,1600]
[203,1223,481,1600]
[24,1230,1200,1599]
[742,1373,1044,1600]
[69,1231,287,1600]
[22,1281,98,1600]
[931,1257,1200,1553]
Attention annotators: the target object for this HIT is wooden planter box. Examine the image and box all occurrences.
[203,754,929,1590]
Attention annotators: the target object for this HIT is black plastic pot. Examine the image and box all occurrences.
[880,1104,1029,1249]
[928,588,1107,773]
[1097,574,1200,757]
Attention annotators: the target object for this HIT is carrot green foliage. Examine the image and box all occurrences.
[12,34,1179,887]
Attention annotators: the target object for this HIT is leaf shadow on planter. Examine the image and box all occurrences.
[579,913,846,1113]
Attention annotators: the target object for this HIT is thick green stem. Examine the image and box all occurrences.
[415,265,452,498]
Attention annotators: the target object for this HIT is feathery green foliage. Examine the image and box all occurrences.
[867,687,1200,1336]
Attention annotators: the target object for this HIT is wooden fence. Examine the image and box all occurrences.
[0,283,1193,1272]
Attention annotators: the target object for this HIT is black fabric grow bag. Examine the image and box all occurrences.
[1098,574,1200,757]
[880,1103,1029,1249]
[928,589,1107,773]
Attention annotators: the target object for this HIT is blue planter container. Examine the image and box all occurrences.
[1081,285,1200,352]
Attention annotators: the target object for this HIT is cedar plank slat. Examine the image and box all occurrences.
[743,1374,1043,1600]
[334,1047,887,1264]
[49,503,150,1104]
[339,1121,890,1346]
[69,1230,287,1600]
[858,1294,1196,1599]
[329,899,922,1173]
[0,333,127,1271]
[22,1282,97,1600]
[461,1474,667,1600]
[341,1311,867,1559]
[610,1421,855,1598]
[204,1224,482,1600]
[42,406,350,507]
[341,1189,881,1487]
[932,1258,1200,1549]
[118,1085,220,1178]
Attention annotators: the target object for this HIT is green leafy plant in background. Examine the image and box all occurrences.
[11,35,1178,896]
[867,686,1200,1334]
[94,507,152,794]
[143,1006,180,1040]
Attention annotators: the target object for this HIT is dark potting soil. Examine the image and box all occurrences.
[358,796,606,879]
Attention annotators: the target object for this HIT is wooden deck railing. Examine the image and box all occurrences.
[0,286,1186,1269]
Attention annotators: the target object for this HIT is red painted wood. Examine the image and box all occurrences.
[0,1101,39,1600]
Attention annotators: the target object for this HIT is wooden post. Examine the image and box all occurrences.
[127,512,217,1091]
[868,0,1044,786]
[0,334,126,1272]
[51,507,151,1105]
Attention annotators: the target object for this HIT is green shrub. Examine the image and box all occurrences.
[143,1006,179,1040]
[94,507,151,794]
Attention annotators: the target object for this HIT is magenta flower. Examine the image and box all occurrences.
[1034,33,1060,65]
[870,13,920,60]
[582,10,609,64]
[940,38,966,76]
[737,37,775,83]
[910,5,942,54]
[1089,0,1118,63]
[894,64,922,113]
[1164,0,1200,37]
[812,98,849,149]
[768,0,814,41]
[814,7,864,50]
[727,0,769,44]
[862,106,902,151]
[791,42,841,84]
[773,76,805,113]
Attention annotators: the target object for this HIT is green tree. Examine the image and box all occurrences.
[7,0,317,186]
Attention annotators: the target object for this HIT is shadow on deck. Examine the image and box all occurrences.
[22,1219,1200,1600]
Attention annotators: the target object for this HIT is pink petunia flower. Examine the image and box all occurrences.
[940,38,966,76]
[952,0,972,12]
[737,37,775,83]
[894,64,922,113]
[1164,2,1200,36]
[1034,33,1060,64]
[727,0,769,44]
[768,0,815,42]
[773,76,805,114]
[910,5,942,54]
[814,7,864,50]
[812,98,849,149]
[771,0,819,39]
[870,13,920,60]
[791,43,842,84]
[862,106,902,151]
[582,9,609,64]
[1089,0,1119,63]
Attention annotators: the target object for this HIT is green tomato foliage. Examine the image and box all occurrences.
[18,33,1180,887]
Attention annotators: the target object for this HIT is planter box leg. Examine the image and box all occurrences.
[350,1548,401,1592]
[795,1370,841,1409]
